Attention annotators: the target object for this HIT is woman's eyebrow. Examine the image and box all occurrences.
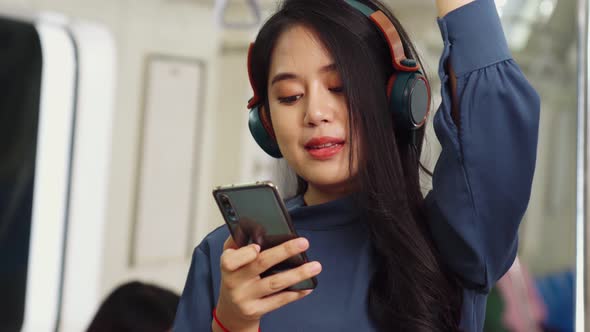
[271,72,298,86]
[320,63,337,73]
[270,63,337,86]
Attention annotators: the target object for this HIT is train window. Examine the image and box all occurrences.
[0,17,42,331]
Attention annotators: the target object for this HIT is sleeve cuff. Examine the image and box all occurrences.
[437,0,512,76]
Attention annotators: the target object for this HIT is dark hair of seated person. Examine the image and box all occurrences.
[86,281,180,332]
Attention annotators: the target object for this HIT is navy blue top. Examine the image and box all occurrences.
[173,0,540,331]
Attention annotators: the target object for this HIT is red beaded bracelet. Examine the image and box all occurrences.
[212,308,261,332]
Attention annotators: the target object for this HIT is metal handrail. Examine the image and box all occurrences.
[215,0,261,29]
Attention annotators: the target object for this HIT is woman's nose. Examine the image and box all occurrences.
[303,88,335,127]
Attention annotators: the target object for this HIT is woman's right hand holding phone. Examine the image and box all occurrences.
[212,236,322,332]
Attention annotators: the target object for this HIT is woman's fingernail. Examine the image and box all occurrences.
[308,262,321,273]
[252,244,260,253]
[297,238,308,249]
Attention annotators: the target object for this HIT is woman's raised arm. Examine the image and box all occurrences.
[425,0,541,291]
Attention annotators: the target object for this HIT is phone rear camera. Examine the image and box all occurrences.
[219,194,238,220]
[219,194,232,209]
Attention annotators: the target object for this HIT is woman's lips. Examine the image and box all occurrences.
[304,137,345,160]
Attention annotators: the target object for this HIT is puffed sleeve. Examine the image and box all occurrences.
[425,0,541,291]
[173,244,215,331]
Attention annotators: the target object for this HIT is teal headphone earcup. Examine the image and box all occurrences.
[248,105,283,158]
[388,71,430,132]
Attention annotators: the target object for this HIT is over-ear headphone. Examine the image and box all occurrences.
[246,0,431,158]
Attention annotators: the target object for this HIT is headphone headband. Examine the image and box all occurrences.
[343,0,374,16]
[344,0,419,72]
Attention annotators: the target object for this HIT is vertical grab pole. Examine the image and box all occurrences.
[576,0,589,329]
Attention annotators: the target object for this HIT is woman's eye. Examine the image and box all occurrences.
[278,95,302,104]
[330,86,344,93]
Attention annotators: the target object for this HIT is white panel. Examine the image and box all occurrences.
[59,21,116,332]
[134,57,203,266]
[22,17,76,332]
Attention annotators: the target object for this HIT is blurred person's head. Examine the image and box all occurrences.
[86,281,179,332]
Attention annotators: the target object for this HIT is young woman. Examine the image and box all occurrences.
[173,0,540,331]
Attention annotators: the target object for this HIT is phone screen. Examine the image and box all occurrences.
[214,184,316,290]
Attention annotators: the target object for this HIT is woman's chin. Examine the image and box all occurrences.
[303,172,355,192]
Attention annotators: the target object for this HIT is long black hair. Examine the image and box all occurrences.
[249,0,463,330]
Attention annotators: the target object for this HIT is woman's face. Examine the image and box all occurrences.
[267,25,358,201]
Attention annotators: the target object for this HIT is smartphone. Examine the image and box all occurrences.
[212,181,317,290]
